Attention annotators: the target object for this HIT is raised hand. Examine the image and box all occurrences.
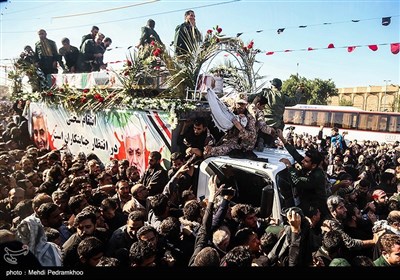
[208,175,224,203]
[287,210,301,233]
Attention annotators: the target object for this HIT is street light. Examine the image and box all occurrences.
[383,79,391,111]
[394,84,400,112]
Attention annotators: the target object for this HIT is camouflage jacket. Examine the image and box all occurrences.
[261,88,303,129]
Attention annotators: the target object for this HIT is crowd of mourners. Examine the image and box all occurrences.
[0,96,399,268]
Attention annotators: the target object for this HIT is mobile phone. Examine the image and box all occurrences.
[220,188,236,196]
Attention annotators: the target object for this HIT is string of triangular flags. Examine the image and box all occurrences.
[262,42,400,55]
[233,15,398,37]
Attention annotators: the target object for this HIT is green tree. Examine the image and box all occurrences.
[390,95,400,112]
[282,75,338,104]
[339,99,353,106]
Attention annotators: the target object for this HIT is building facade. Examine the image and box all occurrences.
[329,84,400,112]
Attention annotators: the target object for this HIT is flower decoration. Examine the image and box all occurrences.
[10,24,264,126]
[153,48,162,57]
[11,78,200,129]
[161,24,226,98]
[204,25,224,46]
[80,95,87,103]
[247,40,254,50]
[8,58,47,94]
[139,40,165,67]
[93,93,105,103]
[209,38,265,93]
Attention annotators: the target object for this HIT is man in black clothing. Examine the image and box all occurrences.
[96,37,112,71]
[139,151,168,196]
[137,19,163,47]
[79,32,104,72]
[0,229,42,268]
[177,117,215,159]
[34,29,60,76]
[173,10,202,56]
[19,45,36,65]
[277,129,328,218]
[62,210,108,267]
[80,25,99,50]
[59,37,79,73]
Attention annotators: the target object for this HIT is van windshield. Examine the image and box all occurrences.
[211,163,273,207]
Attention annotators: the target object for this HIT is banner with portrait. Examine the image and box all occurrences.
[51,71,123,89]
[28,102,172,174]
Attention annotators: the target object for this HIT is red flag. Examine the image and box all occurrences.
[327,43,335,49]
[368,45,378,51]
[284,49,292,52]
[347,46,356,52]
[266,52,274,55]
[307,47,314,51]
[391,43,400,54]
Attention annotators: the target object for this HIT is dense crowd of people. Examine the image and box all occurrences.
[0,94,399,268]
[3,8,400,269]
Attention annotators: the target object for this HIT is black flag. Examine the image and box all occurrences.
[382,17,391,26]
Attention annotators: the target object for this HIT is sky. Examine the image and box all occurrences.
[0,0,399,89]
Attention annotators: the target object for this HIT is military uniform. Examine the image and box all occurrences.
[206,110,257,157]
[373,255,390,266]
[139,26,163,46]
[248,103,273,135]
[261,87,303,130]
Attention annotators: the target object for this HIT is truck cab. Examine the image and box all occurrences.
[195,148,301,224]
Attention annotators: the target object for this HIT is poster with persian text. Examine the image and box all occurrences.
[28,102,172,175]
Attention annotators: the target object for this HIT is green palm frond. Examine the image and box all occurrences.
[163,27,222,98]
[10,25,267,120]
[208,39,265,94]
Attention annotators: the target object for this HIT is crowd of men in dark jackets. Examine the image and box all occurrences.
[0,98,399,268]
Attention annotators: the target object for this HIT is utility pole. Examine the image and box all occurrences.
[383,79,391,111]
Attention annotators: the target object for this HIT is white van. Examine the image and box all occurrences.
[195,148,300,223]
